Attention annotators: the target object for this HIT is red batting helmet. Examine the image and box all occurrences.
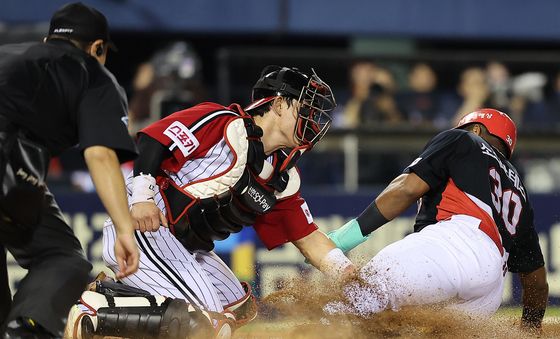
[456,108,517,158]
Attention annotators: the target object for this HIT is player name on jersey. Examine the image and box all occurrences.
[480,143,526,201]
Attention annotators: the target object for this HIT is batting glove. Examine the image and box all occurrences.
[327,218,370,253]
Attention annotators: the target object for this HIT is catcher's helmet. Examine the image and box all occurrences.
[456,108,517,158]
[245,66,336,148]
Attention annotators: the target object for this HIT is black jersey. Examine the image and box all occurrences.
[0,39,136,160]
[404,129,544,273]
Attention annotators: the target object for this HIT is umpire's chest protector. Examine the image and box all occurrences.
[157,116,300,252]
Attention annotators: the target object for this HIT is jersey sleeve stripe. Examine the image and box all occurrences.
[189,109,239,133]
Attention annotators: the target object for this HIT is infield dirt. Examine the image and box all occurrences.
[233,276,559,339]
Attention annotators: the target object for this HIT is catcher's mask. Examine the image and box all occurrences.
[245,66,336,150]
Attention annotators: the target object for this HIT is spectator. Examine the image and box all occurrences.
[451,67,490,126]
[360,67,404,126]
[544,71,560,127]
[486,61,512,112]
[510,72,548,130]
[128,41,206,135]
[338,62,403,128]
[338,61,376,128]
[397,63,441,127]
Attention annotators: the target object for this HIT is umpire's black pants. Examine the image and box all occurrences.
[0,189,92,337]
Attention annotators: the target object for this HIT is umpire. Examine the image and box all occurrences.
[0,3,140,338]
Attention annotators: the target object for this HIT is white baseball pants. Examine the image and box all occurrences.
[102,220,245,313]
[328,214,506,317]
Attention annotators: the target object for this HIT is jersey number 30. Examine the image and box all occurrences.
[489,168,522,235]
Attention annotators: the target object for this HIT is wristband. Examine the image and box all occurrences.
[130,173,157,204]
[327,219,369,253]
[357,200,389,236]
[319,248,353,278]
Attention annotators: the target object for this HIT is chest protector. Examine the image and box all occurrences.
[158,116,302,252]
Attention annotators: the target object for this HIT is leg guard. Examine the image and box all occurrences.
[65,291,213,339]
[207,282,257,338]
[223,282,257,327]
[212,312,236,339]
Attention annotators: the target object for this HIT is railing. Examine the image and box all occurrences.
[307,127,560,192]
[218,46,560,192]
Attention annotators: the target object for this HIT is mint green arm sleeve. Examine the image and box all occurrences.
[327,218,370,253]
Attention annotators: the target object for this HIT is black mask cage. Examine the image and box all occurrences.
[293,70,336,147]
[249,66,336,147]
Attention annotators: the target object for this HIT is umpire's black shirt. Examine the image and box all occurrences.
[0,39,137,161]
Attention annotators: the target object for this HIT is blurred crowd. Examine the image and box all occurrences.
[333,61,559,131]
[47,43,560,192]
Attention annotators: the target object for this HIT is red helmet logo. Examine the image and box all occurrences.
[456,108,517,158]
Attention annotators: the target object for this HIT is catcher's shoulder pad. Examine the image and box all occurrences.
[181,117,249,198]
[158,116,265,251]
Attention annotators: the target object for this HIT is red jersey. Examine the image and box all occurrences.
[137,102,317,249]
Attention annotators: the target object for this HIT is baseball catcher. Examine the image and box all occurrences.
[66,65,354,338]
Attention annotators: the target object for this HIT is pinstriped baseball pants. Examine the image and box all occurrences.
[103,220,245,313]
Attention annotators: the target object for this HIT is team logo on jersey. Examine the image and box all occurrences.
[164,121,200,157]
[300,202,313,224]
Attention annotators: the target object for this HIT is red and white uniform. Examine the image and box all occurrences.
[103,103,318,312]
[328,129,544,317]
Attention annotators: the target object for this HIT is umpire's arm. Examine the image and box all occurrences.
[84,146,139,278]
[519,266,548,332]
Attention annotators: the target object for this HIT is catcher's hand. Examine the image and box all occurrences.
[131,201,168,232]
[327,218,370,253]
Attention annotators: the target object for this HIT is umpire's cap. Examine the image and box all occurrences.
[48,2,117,50]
